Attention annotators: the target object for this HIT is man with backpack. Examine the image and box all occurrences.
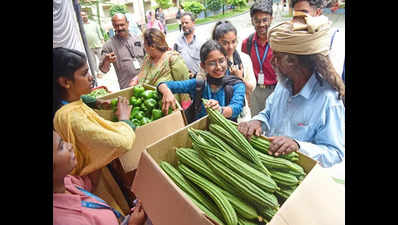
[241,0,277,117]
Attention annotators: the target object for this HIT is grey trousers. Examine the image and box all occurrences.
[249,85,276,117]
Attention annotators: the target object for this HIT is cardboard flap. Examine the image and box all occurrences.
[119,110,186,172]
[93,84,186,172]
[132,151,213,225]
[270,164,345,225]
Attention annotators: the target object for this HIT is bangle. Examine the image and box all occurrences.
[293,139,300,150]
[219,107,224,114]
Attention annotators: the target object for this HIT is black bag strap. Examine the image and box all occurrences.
[184,79,205,124]
[224,84,238,122]
[193,79,205,112]
[246,33,255,58]
[224,84,233,106]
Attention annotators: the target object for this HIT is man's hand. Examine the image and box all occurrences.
[267,136,299,156]
[237,120,263,140]
[128,200,147,225]
[104,52,117,63]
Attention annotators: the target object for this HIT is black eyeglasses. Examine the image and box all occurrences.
[253,17,271,26]
[205,58,227,68]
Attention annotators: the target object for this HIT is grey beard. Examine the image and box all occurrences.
[183,28,193,36]
[274,68,290,88]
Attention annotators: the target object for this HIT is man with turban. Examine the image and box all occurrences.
[237,14,345,168]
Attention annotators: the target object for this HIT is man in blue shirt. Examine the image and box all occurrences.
[238,14,345,168]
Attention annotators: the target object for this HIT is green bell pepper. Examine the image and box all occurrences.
[141,117,152,125]
[129,96,143,106]
[144,98,157,110]
[130,96,142,106]
[134,111,145,120]
[111,98,118,112]
[130,107,141,120]
[111,114,118,122]
[133,85,145,98]
[152,109,162,120]
[142,90,158,100]
[151,91,159,100]
[140,103,149,113]
[130,118,141,127]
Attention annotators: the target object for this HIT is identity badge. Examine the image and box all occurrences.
[257,71,264,85]
[133,59,141,70]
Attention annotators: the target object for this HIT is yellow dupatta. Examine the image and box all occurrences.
[53,99,135,176]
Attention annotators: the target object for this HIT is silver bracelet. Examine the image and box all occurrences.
[219,107,224,114]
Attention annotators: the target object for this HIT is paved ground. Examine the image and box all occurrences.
[96,6,346,183]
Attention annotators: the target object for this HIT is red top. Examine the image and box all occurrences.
[241,33,277,85]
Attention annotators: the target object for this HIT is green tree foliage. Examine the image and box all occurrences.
[156,0,172,9]
[182,1,206,16]
[207,0,223,11]
[110,4,128,17]
[227,0,247,8]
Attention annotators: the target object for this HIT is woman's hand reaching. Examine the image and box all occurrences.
[115,96,132,121]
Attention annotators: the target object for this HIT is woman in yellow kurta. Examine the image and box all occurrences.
[53,47,135,215]
[136,28,191,108]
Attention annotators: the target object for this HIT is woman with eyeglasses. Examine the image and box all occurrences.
[157,40,246,123]
[210,20,256,122]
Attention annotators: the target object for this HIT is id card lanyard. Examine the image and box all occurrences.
[254,40,269,85]
[76,186,124,223]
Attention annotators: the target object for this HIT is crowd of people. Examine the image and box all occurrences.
[54,0,345,224]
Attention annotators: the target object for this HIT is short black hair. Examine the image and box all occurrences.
[181,12,195,22]
[250,0,273,17]
[290,0,325,9]
[200,40,227,63]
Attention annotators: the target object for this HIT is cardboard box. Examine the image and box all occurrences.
[94,84,186,173]
[132,116,345,225]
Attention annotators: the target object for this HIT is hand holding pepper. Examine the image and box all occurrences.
[158,83,176,116]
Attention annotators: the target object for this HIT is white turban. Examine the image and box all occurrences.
[268,14,331,56]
